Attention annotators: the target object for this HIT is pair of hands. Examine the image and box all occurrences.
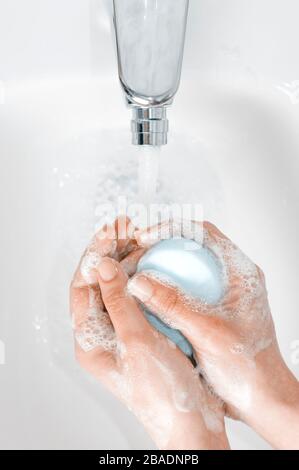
[70,217,299,450]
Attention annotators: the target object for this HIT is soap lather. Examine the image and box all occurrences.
[137,238,224,357]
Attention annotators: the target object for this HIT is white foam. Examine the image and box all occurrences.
[80,250,101,285]
[202,227,274,358]
[75,287,116,352]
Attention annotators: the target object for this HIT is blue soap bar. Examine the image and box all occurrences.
[137,238,224,356]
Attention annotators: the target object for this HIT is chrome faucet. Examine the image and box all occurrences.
[113,0,189,146]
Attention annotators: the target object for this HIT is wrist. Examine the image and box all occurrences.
[242,344,299,449]
[143,410,230,450]
[167,414,230,450]
[165,427,230,451]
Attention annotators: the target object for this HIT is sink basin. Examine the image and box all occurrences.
[0,0,298,451]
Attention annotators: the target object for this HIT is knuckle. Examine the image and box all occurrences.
[104,290,126,313]
[203,220,214,231]
[158,288,180,316]
[75,345,114,379]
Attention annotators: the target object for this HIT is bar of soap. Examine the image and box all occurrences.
[137,238,224,356]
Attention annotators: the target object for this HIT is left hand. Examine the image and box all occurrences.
[70,217,229,450]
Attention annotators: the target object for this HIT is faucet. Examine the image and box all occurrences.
[113,0,189,146]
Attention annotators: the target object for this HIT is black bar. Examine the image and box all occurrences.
[0,450,298,466]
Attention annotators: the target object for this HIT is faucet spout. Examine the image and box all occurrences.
[113,0,189,146]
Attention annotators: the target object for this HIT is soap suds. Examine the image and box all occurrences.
[75,287,116,352]
[80,250,101,285]
[137,219,204,247]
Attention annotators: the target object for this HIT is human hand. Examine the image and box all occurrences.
[129,221,299,449]
[70,218,230,450]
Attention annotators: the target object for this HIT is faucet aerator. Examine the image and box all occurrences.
[131,107,169,146]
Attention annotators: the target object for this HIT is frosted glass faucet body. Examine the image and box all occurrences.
[113,0,189,145]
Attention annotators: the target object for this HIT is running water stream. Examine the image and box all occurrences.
[137,146,161,207]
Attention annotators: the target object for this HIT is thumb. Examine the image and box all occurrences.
[127,273,211,341]
[97,258,152,343]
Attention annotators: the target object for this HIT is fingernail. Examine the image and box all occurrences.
[98,258,118,282]
[128,275,154,302]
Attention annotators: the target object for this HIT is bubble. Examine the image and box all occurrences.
[230,343,245,355]
[80,250,101,284]
[75,288,116,352]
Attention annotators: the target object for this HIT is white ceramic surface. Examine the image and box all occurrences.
[0,0,299,450]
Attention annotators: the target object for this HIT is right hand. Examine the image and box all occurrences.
[129,221,299,449]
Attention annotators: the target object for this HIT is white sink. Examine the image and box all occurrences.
[0,0,298,450]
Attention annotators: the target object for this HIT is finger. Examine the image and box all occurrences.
[69,218,139,382]
[202,221,262,298]
[70,282,117,378]
[134,219,238,308]
[114,215,137,259]
[70,283,104,327]
[72,216,138,289]
[97,257,152,342]
[135,219,229,248]
[70,218,139,344]
[127,273,241,364]
[120,248,146,276]
[70,224,114,331]
[70,284,116,353]
[127,273,212,338]
[134,219,204,248]
[202,221,230,242]
[134,221,172,247]
[72,224,117,288]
